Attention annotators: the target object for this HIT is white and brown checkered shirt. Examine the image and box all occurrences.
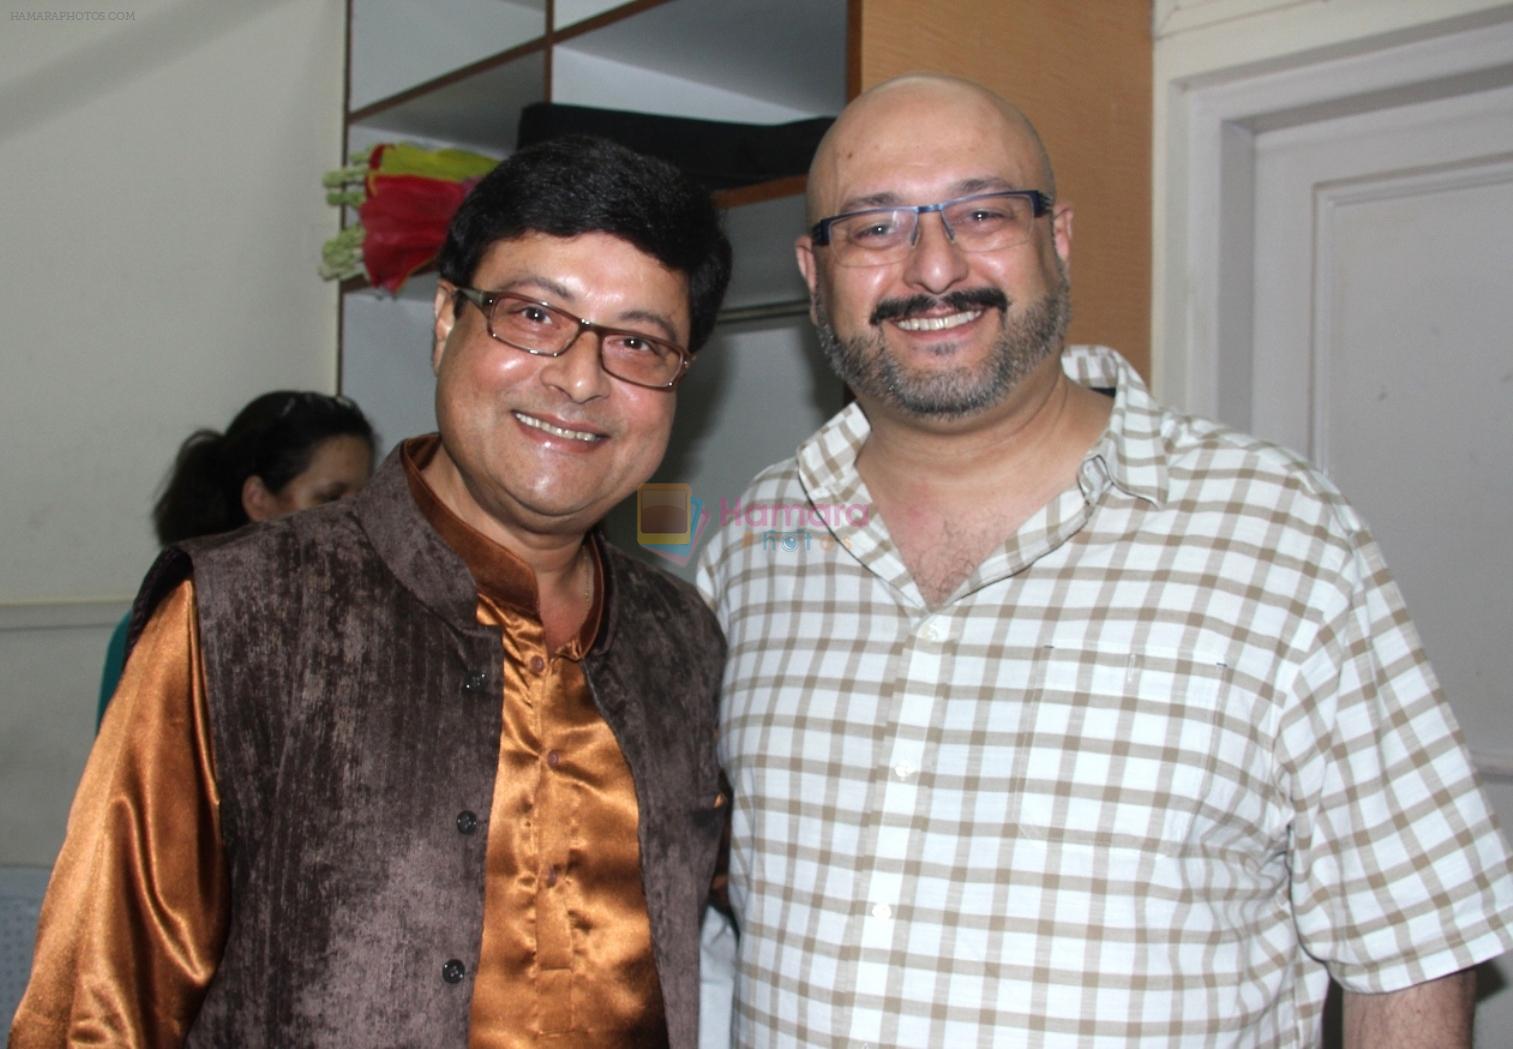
[697,345,1513,1047]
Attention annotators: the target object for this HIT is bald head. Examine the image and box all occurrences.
[793,73,1073,425]
[807,74,1056,223]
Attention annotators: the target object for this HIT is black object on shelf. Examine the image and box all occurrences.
[517,102,833,191]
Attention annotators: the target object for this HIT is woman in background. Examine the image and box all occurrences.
[97,391,375,723]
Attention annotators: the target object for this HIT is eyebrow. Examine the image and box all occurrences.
[496,276,684,345]
[832,176,1021,215]
[613,309,684,346]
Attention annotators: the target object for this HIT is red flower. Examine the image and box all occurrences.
[358,174,473,293]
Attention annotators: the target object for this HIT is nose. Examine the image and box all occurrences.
[902,209,970,294]
[538,328,612,403]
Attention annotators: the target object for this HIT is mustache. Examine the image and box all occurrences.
[870,288,1009,326]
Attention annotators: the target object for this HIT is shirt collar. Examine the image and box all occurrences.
[1060,345,1167,509]
[400,435,603,655]
[796,399,870,509]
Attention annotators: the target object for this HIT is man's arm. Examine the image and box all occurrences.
[9,580,228,1048]
[1341,969,1477,1049]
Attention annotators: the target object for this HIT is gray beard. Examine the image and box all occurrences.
[814,264,1071,420]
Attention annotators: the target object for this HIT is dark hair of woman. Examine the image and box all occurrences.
[151,391,375,545]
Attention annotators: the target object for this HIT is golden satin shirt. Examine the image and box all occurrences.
[12,438,666,1048]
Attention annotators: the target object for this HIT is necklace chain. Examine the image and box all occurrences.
[579,544,594,606]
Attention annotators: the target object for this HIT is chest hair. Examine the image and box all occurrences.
[886,498,1028,607]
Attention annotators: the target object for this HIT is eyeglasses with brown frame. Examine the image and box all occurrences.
[452,286,692,390]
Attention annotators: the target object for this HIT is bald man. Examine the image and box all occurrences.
[697,75,1513,1048]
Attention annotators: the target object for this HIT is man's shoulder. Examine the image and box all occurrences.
[186,500,368,573]
[1066,346,1374,588]
[1155,403,1364,533]
[1078,345,1363,536]
[161,502,378,617]
[127,502,373,653]
[1116,393,1385,611]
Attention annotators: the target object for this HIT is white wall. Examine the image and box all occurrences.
[0,0,345,867]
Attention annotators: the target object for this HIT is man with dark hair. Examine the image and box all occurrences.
[14,135,732,1048]
[699,76,1513,1047]
[437,136,730,354]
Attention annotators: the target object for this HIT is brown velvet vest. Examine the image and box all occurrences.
[130,448,726,1048]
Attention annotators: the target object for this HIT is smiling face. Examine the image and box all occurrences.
[798,77,1073,426]
[425,231,688,548]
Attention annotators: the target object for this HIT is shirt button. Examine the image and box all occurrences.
[546,749,561,769]
[441,958,466,984]
[894,763,915,781]
[459,671,487,696]
[920,621,940,642]
[544,864,560,888]
[529,655,546,673]
[871,903,892,920]
[455,810,478,835]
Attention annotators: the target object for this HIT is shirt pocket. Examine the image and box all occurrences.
[1009,646,1228,855]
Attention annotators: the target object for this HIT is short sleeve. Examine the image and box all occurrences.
[1282,531,1513,992]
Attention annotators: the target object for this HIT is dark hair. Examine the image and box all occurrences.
[437,135,732,352]
[151,391,375,545]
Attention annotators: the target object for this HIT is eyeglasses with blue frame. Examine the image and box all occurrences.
[809,189,1053,267]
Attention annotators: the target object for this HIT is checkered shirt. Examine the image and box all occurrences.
[697,345,1513,1047]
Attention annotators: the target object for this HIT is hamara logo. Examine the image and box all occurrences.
[635,483,707,566]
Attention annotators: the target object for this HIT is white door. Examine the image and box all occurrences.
[1249,81,1513,777]
[1246,73,1513,1038]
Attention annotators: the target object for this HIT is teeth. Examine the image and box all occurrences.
[896,310,981,332]
[514,412,601,442]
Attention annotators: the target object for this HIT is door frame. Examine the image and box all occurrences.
[1153,15,1513,428]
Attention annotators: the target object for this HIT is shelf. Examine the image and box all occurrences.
[552,0,844,120]
[552,0,673,42]
[349,47,545,156]
[349,0,545,112]
[347,0,844,152]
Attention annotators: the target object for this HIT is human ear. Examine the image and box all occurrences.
[432,281,459,375]
[795,235,821,324]
[1051,204,1073,272]
[242,475,279,522]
